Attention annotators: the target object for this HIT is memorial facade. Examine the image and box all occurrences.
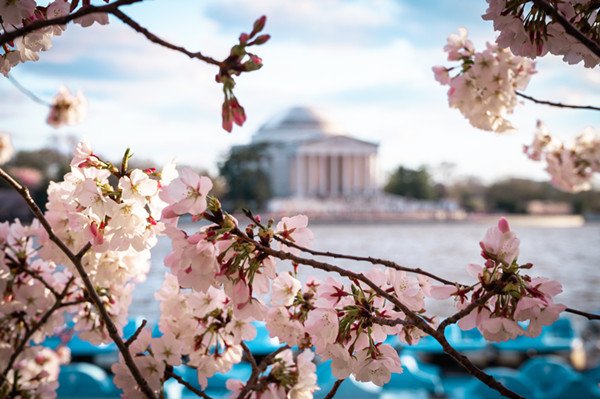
[247,107,378,198]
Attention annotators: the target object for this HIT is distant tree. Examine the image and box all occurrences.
[448,176,487,213]
[218,144,271,211]
[384,165,437,200]
[0,148,71,219]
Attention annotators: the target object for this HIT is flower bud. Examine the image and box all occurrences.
[251,15,266,36]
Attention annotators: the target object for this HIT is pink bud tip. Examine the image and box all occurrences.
[497,217,510,233]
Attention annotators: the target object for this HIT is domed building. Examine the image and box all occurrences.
[249,107,378,199]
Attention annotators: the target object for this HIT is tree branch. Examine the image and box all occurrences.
[0,168,158,399]
[166,368,212,399]
[109,9,220,66]
[125,319,148,347]
[438,289,498,331]
[0,0,143,46]
[242,209,466,288]
[208,211,523,399]
[0,0,222,69]
[323,379,345,399]
[240,341,258,373]
[517,91,600,111]
[565,307,600,320]
[236,346,290,399]
[531,0,600,60]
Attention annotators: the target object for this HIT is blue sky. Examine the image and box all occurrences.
[2,0,600,185]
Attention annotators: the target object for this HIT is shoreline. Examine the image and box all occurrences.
[230,211,588,227]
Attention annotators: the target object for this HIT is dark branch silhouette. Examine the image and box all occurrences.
[517,91,600,111]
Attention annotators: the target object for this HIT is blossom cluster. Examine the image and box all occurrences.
[46,84,88,128]
[0,0,108,76]
[38,141,171,344]
[433,27,536,133]
[0,139,574,398]
[431,218,565,342]
[151,173,452,393]
[483,0,600,68]
[0,218,73,397]
[524,121,600,192]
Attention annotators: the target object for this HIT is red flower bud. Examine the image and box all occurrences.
[252,34,270,45]
[251,15,266,36]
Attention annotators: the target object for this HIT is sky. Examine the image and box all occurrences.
[2,0,600,186]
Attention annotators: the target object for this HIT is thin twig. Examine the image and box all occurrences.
[6,73,51,106]
[517,91,600,111]
[531,0,600,60]
[0,168,158,399]
[236,346,290,399]
[125,319,148,348]
[0,0,221,68]
[240,341,258,373]
[242,209,466,288]
[323,379,345,399]
[565,307,600,320]
[109,9,220,66]
[0,0,143,46]
[208,211,523,399]
[167,369,212,399]
[438,290,498,331]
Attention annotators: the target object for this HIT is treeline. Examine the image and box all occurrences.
[384,165,600,215]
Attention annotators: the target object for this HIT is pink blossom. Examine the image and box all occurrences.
[318,343,355,379]
[305,307,339,351]
[164,167,213,215]
[152,332,183,366]
[0,133,15,165]
[479,217,520,265]
[275,214,314,255]
[46,85,88,128]
[353,344,403,386]
[271,272,301,306]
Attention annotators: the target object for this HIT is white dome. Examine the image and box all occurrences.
[252,106,341,143]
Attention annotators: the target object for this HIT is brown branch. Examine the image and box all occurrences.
[438,289,498,331]
[0,0,143,46]
[323,379,345,399]
[531,0,600,60]
[242,209,465,288]
[209,211,523,399]
[125,319,148,348]
[0,278,88,383]
[565,307,600,320]
[236,346,289,399]
[517,91,600,111]
[0,168,158,399]
[0,0,221,67]
[166,368,212,399]
[435,334,524,399]
[240,341,258,373]
[372,316,413,328]
[109,9,220,66]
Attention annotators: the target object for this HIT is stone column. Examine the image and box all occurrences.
[331,155,339,197]
[319,155,327,196]
[342,155,351,196]
[296,154,305,197]
[353,154,362,195]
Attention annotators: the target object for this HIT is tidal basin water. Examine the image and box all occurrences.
[131,218,600,321]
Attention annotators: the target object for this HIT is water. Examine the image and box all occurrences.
[131,219,600,322]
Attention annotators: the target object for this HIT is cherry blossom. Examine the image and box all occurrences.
[46,85,88,128]
[524,121,600,193]
[275,214,314,255]
[0,133,15,165]
[162,166,213,216]
[434,28,536,134]
[483,0,600,68]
